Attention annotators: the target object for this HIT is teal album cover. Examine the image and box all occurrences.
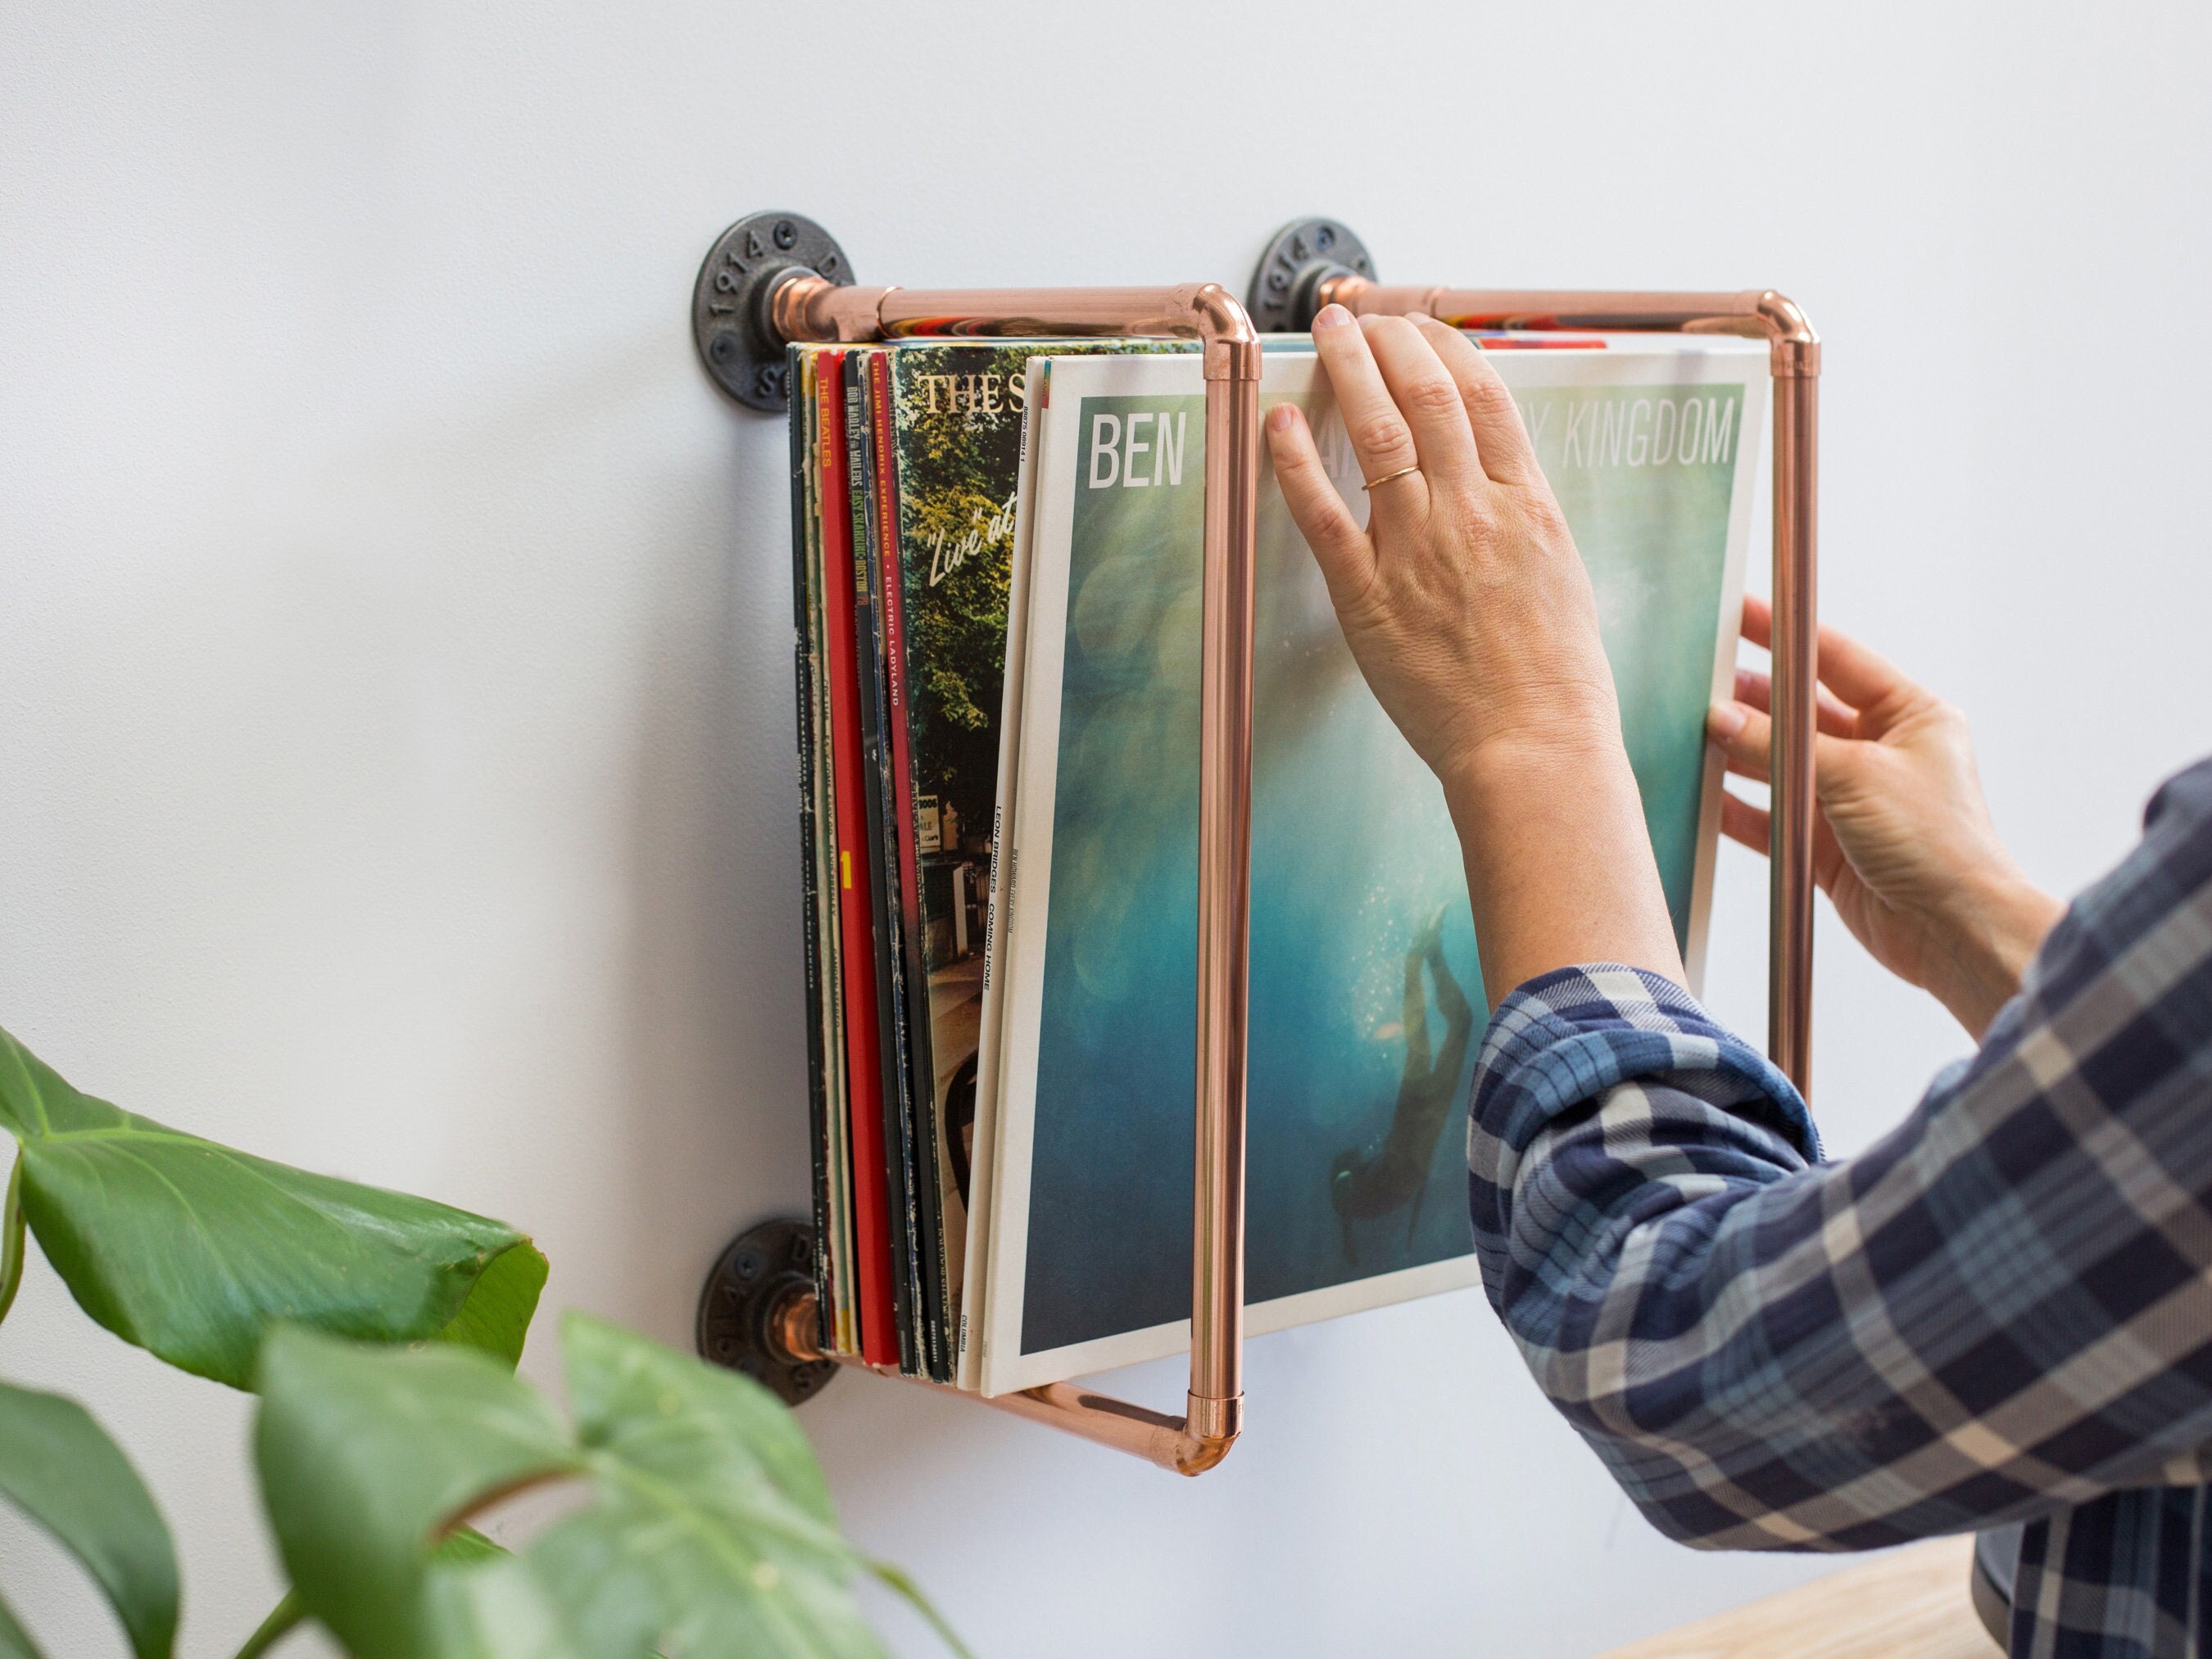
[979,342,1766,1392]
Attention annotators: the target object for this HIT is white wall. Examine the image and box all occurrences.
[4,3,2210,1654]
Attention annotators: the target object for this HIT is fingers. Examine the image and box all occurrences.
[1739,592,1774,650]
[1709,698,1772,783]
[1266,403,1376,608]
[1358,315,1485,490]
[1719,791,1850,899]
[1308,306,1429,524]
[1733,667,1859,737]
[1720,790,1767,854]
[1739,594,1923,724]
[1410,316,1542,486]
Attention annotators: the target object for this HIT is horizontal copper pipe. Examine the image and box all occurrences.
[1315,278,1820,378]
[1320,274,1820,1096]
[772,277,1262,382]
[769,1287,1239,1475]
[761,273,1261,1472]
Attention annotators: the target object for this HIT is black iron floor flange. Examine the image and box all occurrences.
[1246,216,1377,334]
[691,211,854,411]
[696,1217,838,1406]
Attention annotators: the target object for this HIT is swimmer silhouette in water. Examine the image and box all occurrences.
[1331,910,1477,1264]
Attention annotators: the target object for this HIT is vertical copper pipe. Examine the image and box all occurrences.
[1767,374,1818,1091]
[1190,364,1258,1432]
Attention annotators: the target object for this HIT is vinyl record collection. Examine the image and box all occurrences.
[786,330,1768,1395]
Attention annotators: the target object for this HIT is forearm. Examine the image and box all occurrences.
[1475,768,2212,1548]
[1444,728,1684,1009]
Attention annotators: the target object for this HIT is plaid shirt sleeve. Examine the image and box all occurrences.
[1467,756,2212,1652]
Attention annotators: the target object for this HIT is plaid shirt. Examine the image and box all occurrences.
[1466,756,2212,1659]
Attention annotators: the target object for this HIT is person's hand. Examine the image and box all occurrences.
[1709,596,2063,1039]
[1265,307,1617,790]
[1267,306,1684,1001]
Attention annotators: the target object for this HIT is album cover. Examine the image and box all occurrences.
[974,338,1768,1393]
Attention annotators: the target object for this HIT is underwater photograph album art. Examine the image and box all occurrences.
[964,339,1768,1395]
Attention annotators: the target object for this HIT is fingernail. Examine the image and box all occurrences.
[1266,402,1297,433]
[1313,303,1352,332]
[1707,701,1747,743]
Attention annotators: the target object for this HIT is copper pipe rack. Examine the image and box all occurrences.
[691,211,1820,1480]
[692,211,1258,1475]
[1249,217,1820,1091]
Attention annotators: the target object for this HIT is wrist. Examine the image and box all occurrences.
[1438,718,1686,1002]
[1435,705,1626,809]
[1930,864,2065,1039]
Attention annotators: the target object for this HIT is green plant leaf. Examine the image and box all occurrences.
[0,1379,177,1659]
[433,1241,550,1369]
[255,1328,578,1659]
[526,1312,882,1658]
[254,1317,962,1659]
[0,1155,24,1327]
[0,1024,543,1388]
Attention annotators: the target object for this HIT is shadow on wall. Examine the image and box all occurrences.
[614,395,812,1347]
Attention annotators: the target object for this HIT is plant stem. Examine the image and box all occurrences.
[868,1558,973,1659]
[232,1590,304,1659]
[0,1154,24,1329]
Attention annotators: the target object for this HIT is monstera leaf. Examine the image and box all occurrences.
[0,1379,178,1659]
[254,1316,965,1659]
[0,1025,545,1388]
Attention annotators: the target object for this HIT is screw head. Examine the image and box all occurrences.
[1315,224,1336,252]
[773,219,797,250]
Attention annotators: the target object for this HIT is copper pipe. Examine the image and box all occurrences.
[1191,363,1258,1421]
[765,1284,1238,1475]
[1317,275,1820,1098]
[763,273,1262,1472]
[1767,374,1818,1088]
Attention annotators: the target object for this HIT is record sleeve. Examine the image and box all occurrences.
[786,345,851,1353]
[867,340,1199,1385]
[950,351,1054,1388]
[845,347,927,1376]
[817,348,899,1367]
[974,338,1767,1394]
[866,348,953,1380]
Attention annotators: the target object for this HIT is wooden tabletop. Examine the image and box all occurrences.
[1594,1537,2000,1659]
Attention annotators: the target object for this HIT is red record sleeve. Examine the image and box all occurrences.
[818,351,898,1367]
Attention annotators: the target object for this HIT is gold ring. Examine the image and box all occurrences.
[1361,464,1421,492]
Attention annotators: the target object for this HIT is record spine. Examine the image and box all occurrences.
[787,345,836,1350]
[820,351,900,1368]
[870,348,952,1382]
[849,351,925,1378]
